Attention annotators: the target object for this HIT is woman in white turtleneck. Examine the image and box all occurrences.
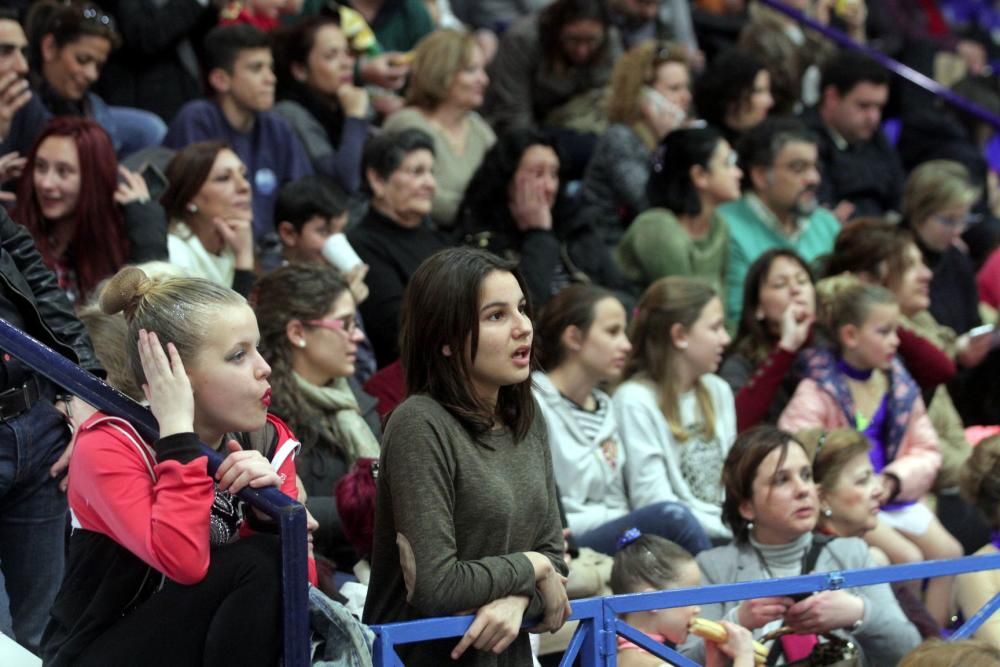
[678,426,919,666]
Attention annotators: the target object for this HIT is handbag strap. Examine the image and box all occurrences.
[764,535,834,666]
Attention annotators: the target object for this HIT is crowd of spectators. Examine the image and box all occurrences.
[1,0,1000,665]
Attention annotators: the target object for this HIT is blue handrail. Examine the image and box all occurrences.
[0,318,310,667]
[759,0,1000,131]
[373,553,1000,666]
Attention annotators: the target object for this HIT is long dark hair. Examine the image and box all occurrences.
[273,15,347,147]
[401,248,537,441]
[26,1,120,73]
[457,128,562,236]
[732,249,815,366]
[160,140,229,221]
[255,262,352,456]
[647,127,723,216]
[14,116,127,299]
[721,425,804,542]
[535,284,616,371]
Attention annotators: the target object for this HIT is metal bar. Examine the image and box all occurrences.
[558,621,588,667]
[758,0,1000,130]
[951,591,1000,640]
[614,621,700,667]
[371,553,1000,665]
[0,318,311,667]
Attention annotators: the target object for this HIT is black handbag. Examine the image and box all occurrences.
[763,535,862,667]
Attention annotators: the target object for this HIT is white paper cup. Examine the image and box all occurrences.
[321,233,363,273]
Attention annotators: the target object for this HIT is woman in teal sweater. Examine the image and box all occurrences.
[615,127,742,295]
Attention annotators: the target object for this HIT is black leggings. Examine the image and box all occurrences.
[76,534,283,667]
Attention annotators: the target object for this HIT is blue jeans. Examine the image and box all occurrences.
[0,398,70,653]
[105,106,167,159]
[576,502,712,556]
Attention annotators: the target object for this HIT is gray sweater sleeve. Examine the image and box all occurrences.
[274,101,366,192]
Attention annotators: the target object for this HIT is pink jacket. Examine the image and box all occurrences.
[779,378,941,501]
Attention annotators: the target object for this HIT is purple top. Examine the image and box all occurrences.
[863,395,914,511]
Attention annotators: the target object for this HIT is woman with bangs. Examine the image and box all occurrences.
[383,28,496,228]
[14,116,167,303]
[363,247,569,666]
[614,276,736,541]
[678,426,919,666]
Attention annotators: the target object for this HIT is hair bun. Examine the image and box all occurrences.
[100,267,151,321]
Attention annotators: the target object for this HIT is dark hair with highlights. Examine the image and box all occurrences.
[401,247,536,441]
[647,126,724,216]
[721,425,805,542]
[732,248,815,366]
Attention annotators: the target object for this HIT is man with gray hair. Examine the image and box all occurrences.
[718,117,840,322]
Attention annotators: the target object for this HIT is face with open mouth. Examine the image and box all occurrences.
[467,270,533,405]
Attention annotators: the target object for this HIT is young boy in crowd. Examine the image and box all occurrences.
[273,175,376,383]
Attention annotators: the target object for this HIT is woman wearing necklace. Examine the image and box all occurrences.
[779,278,960,628]
[679,426,920,666]
[383,29,496,228]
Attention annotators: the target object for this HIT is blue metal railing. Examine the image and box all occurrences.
[759,0,1000,132]
[0,318,310,667]
[373,553,1000,666]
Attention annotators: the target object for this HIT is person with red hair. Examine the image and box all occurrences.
[13,116,167,303]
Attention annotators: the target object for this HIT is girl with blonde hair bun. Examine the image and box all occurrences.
[41,267,315,667]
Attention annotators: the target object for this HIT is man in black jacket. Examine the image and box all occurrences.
[0,206,101,654]
[801,51,904,223]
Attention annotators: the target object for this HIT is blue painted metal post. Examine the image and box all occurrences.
[0,318,311,666]
[951,591,1000,640]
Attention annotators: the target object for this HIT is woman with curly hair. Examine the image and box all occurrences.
[254,262,378,568]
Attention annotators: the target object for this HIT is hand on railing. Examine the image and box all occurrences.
[450,595,530,660]
[531,569,571,633]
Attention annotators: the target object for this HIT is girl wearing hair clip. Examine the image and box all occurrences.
[611,528,756,667]
[616,127,742,295]
[41,267,316,667]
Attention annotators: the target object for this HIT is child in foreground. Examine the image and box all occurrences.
[611,530,756,667]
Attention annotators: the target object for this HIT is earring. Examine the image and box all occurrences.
[297,340,306,349]
[747,521,754,532]
[186,203,198,214]
[677,341,688,350]
[822,507,833,518]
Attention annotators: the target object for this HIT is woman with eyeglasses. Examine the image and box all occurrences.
[902,160,982,335]
[25,1,166,157]
[615,126,742,296]
[254,262,379,569]
[901,160,999,428]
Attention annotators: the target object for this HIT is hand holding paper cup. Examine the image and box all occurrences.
[322,234,363,273]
